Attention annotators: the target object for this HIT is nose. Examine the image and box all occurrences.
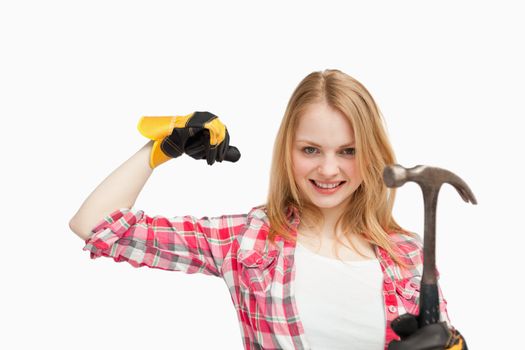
[317,155,341,177]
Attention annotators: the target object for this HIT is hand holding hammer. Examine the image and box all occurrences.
[384,164,476,350]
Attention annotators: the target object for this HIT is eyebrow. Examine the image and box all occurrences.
[296,139,355,148]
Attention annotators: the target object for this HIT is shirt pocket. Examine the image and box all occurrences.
[395,276,421,315]
[238,250,278,293]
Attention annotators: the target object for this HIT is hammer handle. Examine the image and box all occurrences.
[419,282,440,327]
[419,185,440,327]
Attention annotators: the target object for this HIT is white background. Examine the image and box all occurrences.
[1,1,523,349]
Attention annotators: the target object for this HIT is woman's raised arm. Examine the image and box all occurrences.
[69,140,154,240]
[69,111,239,241]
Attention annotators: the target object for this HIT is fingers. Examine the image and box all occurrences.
[202,113,226,146]
[185,128,208,159]
[165,111,240,165]
[206,142,218,165]
[213,131,241,163]
[388,322,452,350]
[391,313,419,339]
[216,131,230,162]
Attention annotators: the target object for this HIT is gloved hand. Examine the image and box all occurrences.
[138,111,240,169]
[388,313,467,350]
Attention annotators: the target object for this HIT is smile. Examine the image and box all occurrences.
[309,180,346,194]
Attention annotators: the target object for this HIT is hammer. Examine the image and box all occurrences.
[383,164,477,327]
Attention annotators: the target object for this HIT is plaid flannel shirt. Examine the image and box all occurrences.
[83,205,450,350]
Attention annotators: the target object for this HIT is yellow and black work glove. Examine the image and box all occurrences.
[138,111,240,169]
[388,313,467,350]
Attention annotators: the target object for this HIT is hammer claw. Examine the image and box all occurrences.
[447,180,478,205]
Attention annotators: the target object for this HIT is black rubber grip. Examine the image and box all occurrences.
[224,146,241,162]
[419,282,440,327]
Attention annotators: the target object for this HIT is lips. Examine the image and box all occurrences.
[309,179,346,189]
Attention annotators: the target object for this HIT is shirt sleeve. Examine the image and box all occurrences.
[82,208,248,278]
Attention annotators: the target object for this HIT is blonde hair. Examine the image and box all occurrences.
[266,69,412,266]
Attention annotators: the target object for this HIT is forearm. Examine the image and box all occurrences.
[69,140,154,240]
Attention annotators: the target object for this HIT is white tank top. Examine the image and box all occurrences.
[293,241,386,350]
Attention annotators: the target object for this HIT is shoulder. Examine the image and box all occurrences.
[243,205,270,237]
[389,230,423,251]
[234,205,276,253]
[247,204,269,221]
[387,230,424,266]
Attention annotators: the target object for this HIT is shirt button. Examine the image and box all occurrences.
[388,305,397,313]
[384,278,392,284]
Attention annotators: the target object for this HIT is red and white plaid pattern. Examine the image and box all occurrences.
[83,205,450,350]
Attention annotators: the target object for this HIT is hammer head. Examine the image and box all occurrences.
[383,164,477,205]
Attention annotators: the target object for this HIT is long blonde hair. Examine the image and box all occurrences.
[266,69,412,265]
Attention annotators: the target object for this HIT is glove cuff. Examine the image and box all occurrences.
[137,115,192,169]
[446,328,467,350]
[148,140,173,169]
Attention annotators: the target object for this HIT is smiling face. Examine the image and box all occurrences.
[291,101,363,218]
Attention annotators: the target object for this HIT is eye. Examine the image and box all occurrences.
[341,148,356,156]
[302,146,318,155]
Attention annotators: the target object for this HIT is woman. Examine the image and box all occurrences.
[69,69,465,349]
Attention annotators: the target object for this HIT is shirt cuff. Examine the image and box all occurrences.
[82,208,144,257]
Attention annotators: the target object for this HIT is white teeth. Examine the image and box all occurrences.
[313,181,341,189]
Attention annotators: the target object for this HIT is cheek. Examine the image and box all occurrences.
[343,161,362,183]
[292,153,313,179]
[292,155,308,174]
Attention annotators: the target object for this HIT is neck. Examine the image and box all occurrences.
[299,207,344,241]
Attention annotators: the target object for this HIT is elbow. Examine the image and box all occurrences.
[69,218,91,241]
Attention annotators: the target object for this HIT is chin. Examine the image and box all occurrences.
[312,201,346,210]
[307,195,349,209]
